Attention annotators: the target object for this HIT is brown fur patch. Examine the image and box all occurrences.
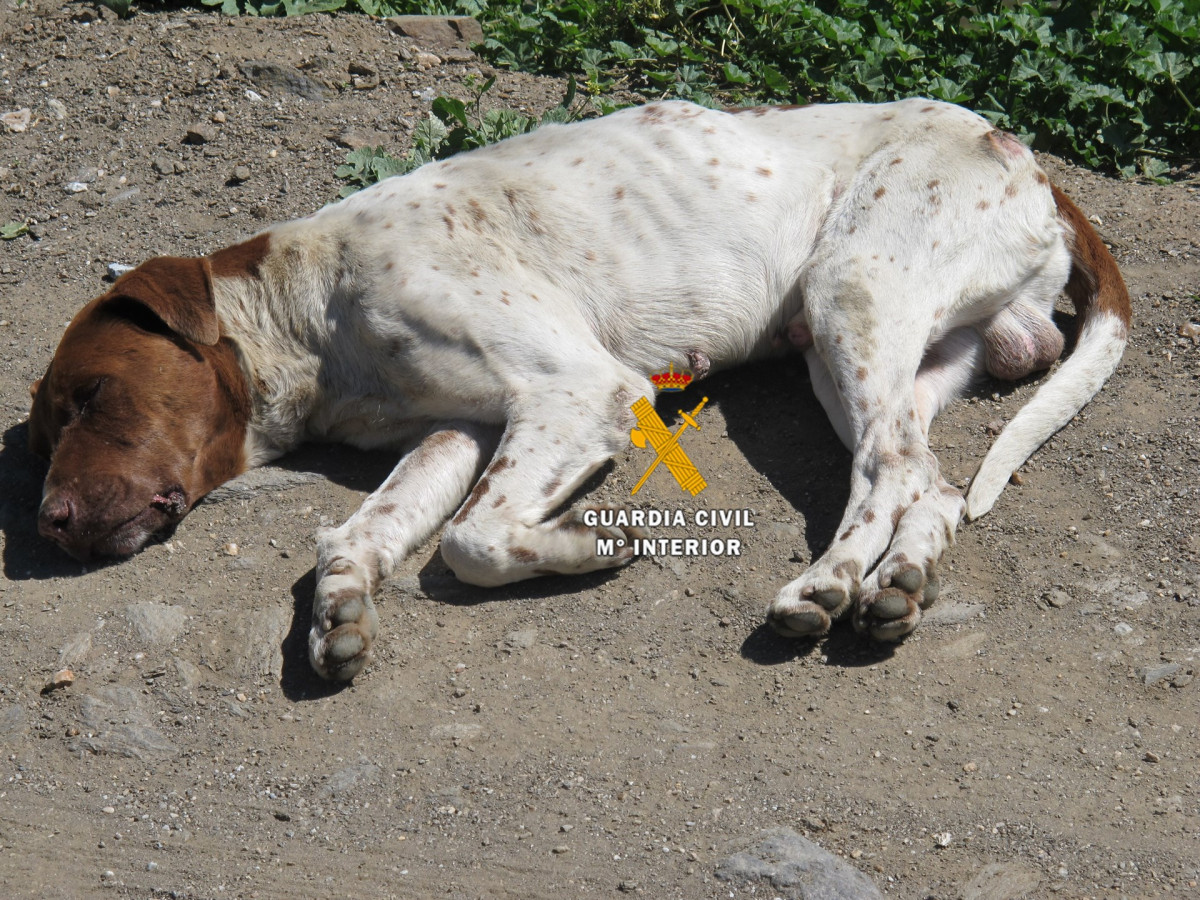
[511,547,539,564]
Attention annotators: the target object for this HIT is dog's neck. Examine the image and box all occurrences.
[210,224,354,466]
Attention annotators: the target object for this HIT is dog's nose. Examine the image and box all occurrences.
[38,494,75,542]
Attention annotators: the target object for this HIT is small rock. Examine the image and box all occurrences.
[430,722,483,742]
[414,51,443,69]
[146,861,158,872]
[617,881,639,893]
[64,181,89,193]
[239,60,329,101]
[184,124,216,145]
[1046,589,1071,608]
[1172,671,1193,688]
[1,108,32,132]
[504,627,537,651]
[152,157,177,176]
[230,166,251,184]
[1143,750,1160,763]
[212,110,227,124]
[552,846,570,854]
[44,669,75,692]
[1113,622,1134,636]
[125,602,188,647]
[1141,662,1180,685]
[107,262,135,280]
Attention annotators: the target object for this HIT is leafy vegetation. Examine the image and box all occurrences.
[1,222,30,241]
[335,76,583,195]
[113,1,1199,177]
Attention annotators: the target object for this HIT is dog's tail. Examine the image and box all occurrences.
[965,185,1132,520]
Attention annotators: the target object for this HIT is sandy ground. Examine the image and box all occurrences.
[1,3,1198,898]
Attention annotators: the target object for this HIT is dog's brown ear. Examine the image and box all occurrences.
[108,256,220,346]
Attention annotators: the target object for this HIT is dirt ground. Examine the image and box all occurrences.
[1,3,1198,898]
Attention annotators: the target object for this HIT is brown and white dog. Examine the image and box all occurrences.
[28,99,1130,680]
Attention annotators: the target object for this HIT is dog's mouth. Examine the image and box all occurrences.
[41,486,189,562]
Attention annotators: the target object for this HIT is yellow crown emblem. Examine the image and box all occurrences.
[650,363,693,392]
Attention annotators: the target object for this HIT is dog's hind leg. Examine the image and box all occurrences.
[766,274,962,639]
[440,369,653,587]
[310,422,499,680]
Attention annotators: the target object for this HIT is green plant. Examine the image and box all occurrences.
[1,222,29,240]
[336,76,582,196]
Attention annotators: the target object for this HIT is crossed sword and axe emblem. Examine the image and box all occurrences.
[629,395,709,496]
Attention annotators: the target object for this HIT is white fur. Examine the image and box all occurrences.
[206,99,1126,678]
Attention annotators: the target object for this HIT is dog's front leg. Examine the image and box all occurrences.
[310,422,499,680]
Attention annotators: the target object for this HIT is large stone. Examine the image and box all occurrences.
[715,827,883,899]
[388,15,483,47]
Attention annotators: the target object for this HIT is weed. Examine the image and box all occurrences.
[335,76,583,196]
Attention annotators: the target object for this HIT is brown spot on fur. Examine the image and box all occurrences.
[1005,182,1019,198]
[544,478,561,497]
[891,506,905,528]
[614,186,625,200]
[491,494,507,509]
[467,199,487,224]
[874,186,886,199]
[890,157,903,166]
[856,366,868,381]
[708,158,720,167]
[385,261,395,271]
[407,201,421,209]
[1035,170,1049,185]
[927,179,940,189]
[572,157,584,166]
[511,547,539,564]
[863,509,875,524]
[452,476,490,524]
[977,200,990,210]
[443,215,455,235]
[839,525,858,541]
[832,560,861,585]
[756,166,773,178]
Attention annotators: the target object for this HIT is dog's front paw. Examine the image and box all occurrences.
[853,555,940,642]
[765,571,856,638]
[309,558,380,681]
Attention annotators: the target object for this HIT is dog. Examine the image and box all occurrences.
[28,99,1130,680]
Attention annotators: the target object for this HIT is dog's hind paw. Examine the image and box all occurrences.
[853,557,940,642]
[765,575,855,638]
[309,558,380,681]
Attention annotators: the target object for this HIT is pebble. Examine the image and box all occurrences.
[1114,622,1133,636]
[107,262,135,280]
[46,98,68,119]
[1,108,31,132]
[64,181,89,193]
[184,124,216,145]
[212,110,227,124]
[230,165,252,184]
[44,668,75,692]
[552,845,569,854]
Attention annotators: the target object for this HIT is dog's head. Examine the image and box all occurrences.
[29,256,252,561]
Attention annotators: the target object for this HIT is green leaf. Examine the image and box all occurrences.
[1,222,29,240]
